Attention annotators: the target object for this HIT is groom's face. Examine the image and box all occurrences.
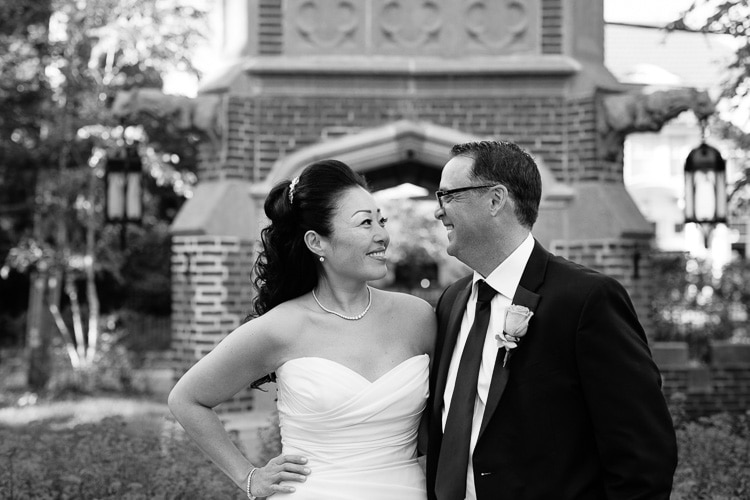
[434,155,493,268]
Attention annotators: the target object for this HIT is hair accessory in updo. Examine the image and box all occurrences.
[288,176,300,204]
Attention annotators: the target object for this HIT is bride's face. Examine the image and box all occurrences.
[321,187,390,283]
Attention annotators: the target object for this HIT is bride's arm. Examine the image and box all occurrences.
[168,313,310,496]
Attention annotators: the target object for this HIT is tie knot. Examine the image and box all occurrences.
[477,280,497,304]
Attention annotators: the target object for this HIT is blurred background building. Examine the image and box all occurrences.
[606,20,743,266]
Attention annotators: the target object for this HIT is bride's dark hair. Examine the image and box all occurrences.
[250,159,369,317]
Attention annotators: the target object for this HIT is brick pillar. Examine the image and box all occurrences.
[171,235,257,413]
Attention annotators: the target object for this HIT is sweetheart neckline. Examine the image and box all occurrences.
[279,354,428,384]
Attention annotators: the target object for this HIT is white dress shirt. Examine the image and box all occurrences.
[441,233,535,500]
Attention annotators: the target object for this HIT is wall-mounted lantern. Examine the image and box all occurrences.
[105,143,143,248]
[684,137,727,248]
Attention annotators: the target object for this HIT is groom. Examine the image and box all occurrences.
[426,141,677,500]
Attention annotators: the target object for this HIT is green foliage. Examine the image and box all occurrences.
[669,395,750,500]
[650,252,750,361]
[1,395,749,499]
[378,198,443,266]
[115,310,171,353]
[667,1,750,105]
[667,2,750,223]
[0,0,206,350]
[0,312,27,348]
[0,415,242,499]
[47,342,132,398]
[118,221,172,315]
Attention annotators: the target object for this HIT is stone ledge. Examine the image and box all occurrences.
[242,55,581,77]
[651,341,690,368]
[711,341,750,367]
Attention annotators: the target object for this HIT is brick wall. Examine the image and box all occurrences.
[654,342,750,419]
[200,93,620,186]
[566,95,608,183]
[549,238,654,336]
[171,235,257,413]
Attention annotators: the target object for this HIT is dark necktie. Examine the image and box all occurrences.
[435,280,497,500]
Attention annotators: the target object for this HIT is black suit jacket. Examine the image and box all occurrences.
[426,241,677,500]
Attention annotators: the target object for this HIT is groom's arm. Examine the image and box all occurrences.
[576,276,677,499]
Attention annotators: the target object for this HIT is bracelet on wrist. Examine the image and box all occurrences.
[246,467,258,500]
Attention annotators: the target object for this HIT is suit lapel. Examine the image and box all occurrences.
[478,241,548,439]
[433,279,472,416]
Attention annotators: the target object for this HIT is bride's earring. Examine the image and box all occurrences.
[319,256,325,263]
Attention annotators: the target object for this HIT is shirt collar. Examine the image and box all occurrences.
[472,233,535,300]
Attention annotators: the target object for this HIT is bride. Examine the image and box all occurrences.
[168,159,436,499]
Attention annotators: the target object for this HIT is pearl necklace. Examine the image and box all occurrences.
[312,286,372,321]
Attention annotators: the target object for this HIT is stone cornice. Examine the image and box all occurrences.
[241,55,581,77]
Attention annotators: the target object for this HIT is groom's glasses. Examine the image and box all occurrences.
[435,184,499,208]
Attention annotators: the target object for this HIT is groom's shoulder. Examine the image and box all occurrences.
[546,250,628,293]
[438,274,472,305]
[444,274,472,292]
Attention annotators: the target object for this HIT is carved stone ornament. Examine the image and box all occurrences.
[598,88,716,161]
[379,0,443,49]
[464,0,531,51]
[294,0,360,49]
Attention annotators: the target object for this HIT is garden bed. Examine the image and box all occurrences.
[1,395,747,499]
[0,396,245,499]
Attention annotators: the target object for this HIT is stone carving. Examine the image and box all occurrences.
[598,88,716,161]
[464,0,530,51]
[111,88,223,148]
[285,0,539,55]
[379,0,442,49]
[295,0,359,48]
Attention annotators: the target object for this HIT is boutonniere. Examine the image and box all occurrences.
[494,304,534,367]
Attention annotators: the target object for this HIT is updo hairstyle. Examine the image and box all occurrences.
[250,159,369,317]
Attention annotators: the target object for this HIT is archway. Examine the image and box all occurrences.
[253,119,575,249]
[259,120,480,194]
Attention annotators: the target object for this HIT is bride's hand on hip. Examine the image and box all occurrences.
[252,454,310,496]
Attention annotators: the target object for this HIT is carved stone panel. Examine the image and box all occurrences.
[284,0,540,56]
[460,0,539,54]
[373,0,445,54]
[285,0,365,54]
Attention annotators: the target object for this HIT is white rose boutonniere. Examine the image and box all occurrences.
[494,304,534,367]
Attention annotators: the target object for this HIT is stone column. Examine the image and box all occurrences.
[170,181,262,421]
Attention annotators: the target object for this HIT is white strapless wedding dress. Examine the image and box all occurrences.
[272,354,429,500]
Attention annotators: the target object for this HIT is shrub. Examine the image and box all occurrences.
[45,329,141,398]
[670,399,750,500]
[650,253,750,362]
[0,415,244,499]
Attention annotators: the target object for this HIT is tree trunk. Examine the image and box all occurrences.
[85,166,100,362]
[26,269,51,390]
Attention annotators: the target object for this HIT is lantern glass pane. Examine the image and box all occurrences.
[107,173,126,220]
[684,171,695,220]
[715,170,728,220]
[693,170,717,221]
[126,173,142,219]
